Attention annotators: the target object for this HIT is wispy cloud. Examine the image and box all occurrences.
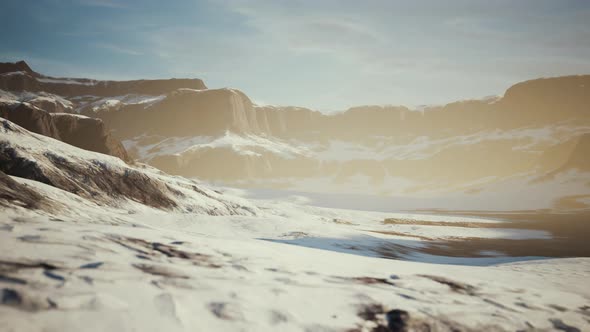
[219,0,590,75]
[76,0,128,9]
[5,0,590,109]
[92,42,142,55]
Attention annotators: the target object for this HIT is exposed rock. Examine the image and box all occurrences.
[0,102,61,139]
[1,288,22,306]
[550,318,581,332]
[79,262,104,269]
[0,287,55,312]
[50,113,131,162]
[94,88,264,139]
[502,75,590,124]
[385,309,410,332]
[418,275,478,296]
[0,102,130,162]
[0,61,36,76]
[0,170,46,209]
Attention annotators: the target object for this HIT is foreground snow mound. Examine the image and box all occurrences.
[0,118,258,216]
[0,213,588,332]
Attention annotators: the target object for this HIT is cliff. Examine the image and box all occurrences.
[0,101,130,162]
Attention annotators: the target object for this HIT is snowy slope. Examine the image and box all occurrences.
[0,89,74,113]
[74,94,166,113]
[0,118,258,216]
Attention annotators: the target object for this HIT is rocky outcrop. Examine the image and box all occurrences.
[0,102,130,162]
[50,114,131,163]
[0,102,61,139]
[501,75,590,124]
[95,88,266,139]
[0,60,37,76]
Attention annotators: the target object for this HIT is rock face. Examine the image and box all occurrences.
[93,74,590,142]
[0,60,36,76]
[501,75,590,123]
[0,102,62,139]
[0,102,130,162]
[94,88,262,138]
[4,61,587,142]
[89,88,325,140]
[50,114,131,163]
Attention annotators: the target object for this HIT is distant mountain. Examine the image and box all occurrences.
[0,60,206,97]
[1,60,588,211]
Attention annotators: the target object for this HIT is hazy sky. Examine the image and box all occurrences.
[1,0,590,111]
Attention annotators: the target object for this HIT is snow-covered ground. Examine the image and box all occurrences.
[0,89,74,112]
[1,170,588,331]
[1,197,589,331]
[75,94,167,113]
[119,121,590,212]
[123,131,312,160]
[310,124,590,161]
[35,77,97,86]
[1,118,589,331]
[123,123,590,163]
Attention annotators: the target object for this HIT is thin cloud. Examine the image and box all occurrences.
[93,42,142,56]
[76,0,128,9]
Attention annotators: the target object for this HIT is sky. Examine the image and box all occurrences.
[1,0,590,111]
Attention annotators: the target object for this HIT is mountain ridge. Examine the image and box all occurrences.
[1,60,589,211]
[0,60,207,97]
